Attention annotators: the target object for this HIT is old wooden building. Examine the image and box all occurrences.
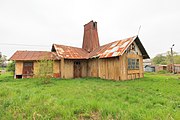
[10,21,149,80]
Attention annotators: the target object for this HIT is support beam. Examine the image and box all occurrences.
[61,58,65,78]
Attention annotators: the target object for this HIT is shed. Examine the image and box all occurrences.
[167,64,180,74]
[10,21,150,80]
[144,65,155,72]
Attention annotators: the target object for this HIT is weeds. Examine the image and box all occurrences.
[0,73,180,119]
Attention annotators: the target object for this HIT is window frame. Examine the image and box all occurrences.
[127,58,140,70]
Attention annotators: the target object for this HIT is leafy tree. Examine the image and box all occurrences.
[152,54,167,65]
[36,57,53,84]
[174,55,180,64]
[153,51,180,65]
[0,52,7,68]
[7,61,15,72]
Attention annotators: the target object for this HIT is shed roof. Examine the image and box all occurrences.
[10,51,59,61]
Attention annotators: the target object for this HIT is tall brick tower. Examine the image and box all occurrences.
[82,20,100,52]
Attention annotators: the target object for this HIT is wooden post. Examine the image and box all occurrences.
[61,58,65,78]
[119,54,128,80]
[139,55,144,78]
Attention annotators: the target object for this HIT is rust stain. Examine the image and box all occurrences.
[89,36,136,58]
[10,36,138,61]
[10,51,59,61]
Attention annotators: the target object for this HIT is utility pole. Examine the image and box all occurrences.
[170,44,175,74]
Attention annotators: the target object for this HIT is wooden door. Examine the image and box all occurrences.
[23,62,33,78]
[74,61,81,78]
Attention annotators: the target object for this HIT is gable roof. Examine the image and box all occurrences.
[52,44,89,59]
[51,36,149,59]
[134,36,150,59]
[10,36,149,61]
[10,51,59,61]
[89,36,136,58]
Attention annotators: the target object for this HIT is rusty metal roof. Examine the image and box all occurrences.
[10,36,149,61]
[52,44,89,59]
[89,36,136,58]
[10,51,59,61]
[51,36,149,59]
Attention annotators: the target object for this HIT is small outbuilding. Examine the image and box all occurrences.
[10,21,150,80]
[167,64,180,74]
[144,65,155,72]
[155,65,167,72]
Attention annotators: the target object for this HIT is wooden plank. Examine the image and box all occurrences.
[81,60,88,77]
[33,61,39,76]
[61,58,64,78]
[119,53,128,80]
[64,60,73,78]
[53,60,60,78]
[15,61,23,75]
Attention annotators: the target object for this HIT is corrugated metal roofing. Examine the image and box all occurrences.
[89,36,136,58]
[52,36,147,59]
[52,44,89,59]
[10,51,59,61]
[10,36,149,61]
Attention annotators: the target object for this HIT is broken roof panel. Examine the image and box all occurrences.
[10,51,59,61]
[89,36,149,59]
[10,36,149,61]
[52,44,89,59]
[89,36,136,58]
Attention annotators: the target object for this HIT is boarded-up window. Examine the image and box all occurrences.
[128,58,139,70]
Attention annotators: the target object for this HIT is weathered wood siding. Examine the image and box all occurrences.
[98,57,120,80]
[62,60,88,78]
[33,61,39,76]
[64,60,74,78]
[81,61,88,77]
[119,53,128,80]
[87,59,99,77]
[14,51,144,80]
[15,61,23,75]
[53,60,61,78]
[127,54,144,80]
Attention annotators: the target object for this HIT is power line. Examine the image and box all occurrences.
[0,43,49,47]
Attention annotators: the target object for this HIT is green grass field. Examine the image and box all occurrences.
[0,73,180,120]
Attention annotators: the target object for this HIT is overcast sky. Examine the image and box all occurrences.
[0,0,180,58]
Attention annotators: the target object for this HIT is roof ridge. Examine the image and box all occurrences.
[16,50,52,52]
[53,43,83,49]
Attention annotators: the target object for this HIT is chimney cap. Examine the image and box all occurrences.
[84,20,97,26]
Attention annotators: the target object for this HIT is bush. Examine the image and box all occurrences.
[157,70,168,74]
[36,59,53,84]
[6,61,15,72]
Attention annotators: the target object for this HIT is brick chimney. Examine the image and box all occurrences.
[82,20,100,52]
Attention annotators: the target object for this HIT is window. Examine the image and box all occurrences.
[74,61,80,65]
[128,59,131,69]
[24,62,33,67]
[136,59,139,69]
[128,58,140,70]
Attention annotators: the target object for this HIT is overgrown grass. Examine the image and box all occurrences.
[0,73,180,119]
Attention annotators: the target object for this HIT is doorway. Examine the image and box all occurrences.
[23,62,33,78]
[74,61,82,78]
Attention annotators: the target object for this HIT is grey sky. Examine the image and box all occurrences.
[0,0,180,58]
